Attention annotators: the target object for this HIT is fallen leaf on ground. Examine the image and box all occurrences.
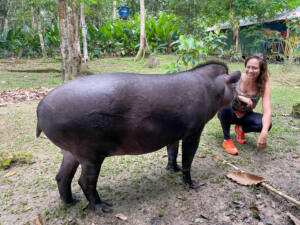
[35,215,42,225]
[4,171,16,178]
[216,155,221,160]
[287,212,300,225]
[0,87,50,104]
[176,195,183,200]
[292,154,299,159]
[227,171,265,185]
[250,205,259,212]
[197,154,206,158]
[115,213,127,221]
[281,113,290,117]
[162,154,168,158]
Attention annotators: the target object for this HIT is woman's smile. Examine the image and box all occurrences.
[245,58,260,79]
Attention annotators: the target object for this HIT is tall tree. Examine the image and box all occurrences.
[37,6,47,57]
[0,0,13,31]
[134,0,147,61]
[31,6,36,30]
[58,0,82,81]
[80,2,88,63]
[112,1,117,20]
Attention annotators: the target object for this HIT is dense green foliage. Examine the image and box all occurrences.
[165,31,227,73]
[0,24,60,57]
[0,12,183,58]
[0,0,298,59]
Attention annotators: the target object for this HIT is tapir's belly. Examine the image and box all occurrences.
[44,111,187,158]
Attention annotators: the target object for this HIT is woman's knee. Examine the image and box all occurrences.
[218,105,233,120]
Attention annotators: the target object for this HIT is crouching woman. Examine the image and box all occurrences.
[218,53,272,155]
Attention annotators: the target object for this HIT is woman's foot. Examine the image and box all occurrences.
[222,139,239,155]
[235,125,247,143]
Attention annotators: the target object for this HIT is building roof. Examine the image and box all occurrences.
[206,7,300,31]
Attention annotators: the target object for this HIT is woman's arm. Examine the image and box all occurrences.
[257,82,272,149]
[238,95,253,108]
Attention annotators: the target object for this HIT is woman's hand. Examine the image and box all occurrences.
[257,131,267,149]
[238,96,253,108]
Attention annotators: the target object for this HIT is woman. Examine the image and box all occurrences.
[218,53,272,155]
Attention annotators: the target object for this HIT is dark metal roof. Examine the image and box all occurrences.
[206,7,300,31]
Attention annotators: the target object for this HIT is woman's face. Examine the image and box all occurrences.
[245,58,261,80]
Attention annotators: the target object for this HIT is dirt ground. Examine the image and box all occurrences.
[0,99,299,225]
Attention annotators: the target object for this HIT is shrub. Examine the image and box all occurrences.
[165,30,226,73]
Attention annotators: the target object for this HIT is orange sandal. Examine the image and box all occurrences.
[222,139,239,155]
[235,125,246,144]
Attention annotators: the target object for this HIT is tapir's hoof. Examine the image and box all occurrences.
[88,201,113,217]
[166,164,181,172]
[184,180,204,190]
[63,194,80,206]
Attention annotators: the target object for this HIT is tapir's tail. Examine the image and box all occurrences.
[36,103,42,138]
[36,123,42,138]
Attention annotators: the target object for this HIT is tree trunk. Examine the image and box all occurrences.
[70,1,82,76]
[3,0,12,32]
[58,0,81,82]
[21,0,25,28]
[96,4,101,27]
[113,1,117,20]
[31,6,36,30]
[37,7,47,57]
[233,26,241,54]
[134,0,146,61]
[80,2,88,63]
[4,18,9,32]
[58,0,71,81]
[229,2,241,55]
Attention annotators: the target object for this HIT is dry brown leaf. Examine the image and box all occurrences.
[197,154,206,158]
[250,205,259,212]
[176,195,183,200]
[292,154,299,159]
[0,87,50,103]
[115,213,127,221]
[287,212,300,225]
[35,215,43,225]
[4,171,16,178]
[226,171,265,185]
[162,154,168,158]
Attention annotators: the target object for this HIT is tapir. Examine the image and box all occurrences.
[36,61,241,216]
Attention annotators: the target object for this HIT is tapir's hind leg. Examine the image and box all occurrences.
[56,150,79,204]
[78,157,113,216]
[166,141,181,172]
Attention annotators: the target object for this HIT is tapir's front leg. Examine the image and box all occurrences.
[181,126,204,189]
[78,157,113,216]
[166,141,181,172]
[56,150,79,204]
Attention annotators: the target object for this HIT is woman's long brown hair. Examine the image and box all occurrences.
[245,53,270,96]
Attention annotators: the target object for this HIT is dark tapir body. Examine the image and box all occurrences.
[36,61,240,215]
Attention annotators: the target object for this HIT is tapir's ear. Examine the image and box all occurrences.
[224,71,241,84]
